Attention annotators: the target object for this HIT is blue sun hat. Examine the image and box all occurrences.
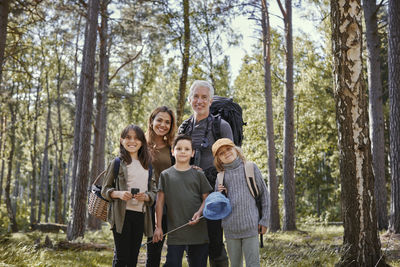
[203,192,232,220]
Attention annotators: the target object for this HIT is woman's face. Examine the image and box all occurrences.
[217,146,237,164]
[152,112,172,137]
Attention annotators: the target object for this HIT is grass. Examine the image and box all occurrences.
[0,224,399,266]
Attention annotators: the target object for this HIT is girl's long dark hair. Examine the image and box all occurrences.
[120,124,151,169]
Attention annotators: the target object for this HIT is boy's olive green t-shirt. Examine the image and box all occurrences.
[158,166,212,245]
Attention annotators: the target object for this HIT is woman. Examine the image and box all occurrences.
[145,106,176,267]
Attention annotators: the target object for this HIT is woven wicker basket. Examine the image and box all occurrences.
[88,170,109,221]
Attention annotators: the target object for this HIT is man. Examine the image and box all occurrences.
[178,80,233,267]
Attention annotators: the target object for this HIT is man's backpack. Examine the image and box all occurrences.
[210,96,245,147]
[216,161,264,248]
[178,96,246,146]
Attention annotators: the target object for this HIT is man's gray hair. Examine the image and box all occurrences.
[187,80,214,101]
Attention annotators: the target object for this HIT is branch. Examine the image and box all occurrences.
[276,0,286,18]
[109,48,143,81]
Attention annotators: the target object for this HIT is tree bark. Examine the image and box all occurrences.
[277,0,296,231]
[67,0,100,241]
[261,0,280,232]
[388,0,400,234]
[331,0,385,265]
[0,0,10,85]
[70,15,86,211]
[5,93,18,232]
[29,85,40,226]
[176,0,190,126]
[0,115,6,206]
[88,0,110,230]
[362,0,388,231]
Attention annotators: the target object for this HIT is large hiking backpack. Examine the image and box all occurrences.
[210,96,246,146]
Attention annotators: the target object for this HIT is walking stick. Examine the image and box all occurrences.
[141,216,204,247]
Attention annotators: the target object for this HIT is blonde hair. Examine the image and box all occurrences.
[214,146,246,172]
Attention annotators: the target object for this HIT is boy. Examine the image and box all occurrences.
[153,135,212,267]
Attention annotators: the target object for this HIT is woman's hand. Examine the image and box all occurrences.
[134,192,149,202]
[152,227,163,243]
[111,191,133,201]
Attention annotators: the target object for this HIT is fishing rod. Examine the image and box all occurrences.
[141,216,204,247]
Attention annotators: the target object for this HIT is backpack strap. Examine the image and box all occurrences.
[217,171,225,189]
[178,116,193,135]
[113,157,121,189]
[244,161,259,198]
[211,114,222,141]
[148,164,153,190]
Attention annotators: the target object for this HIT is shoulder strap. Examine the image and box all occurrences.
[178,116,193,135]
[217,171,225,189]
[211,115,222,141]
[113,157,120,179]
[244,161,259,198]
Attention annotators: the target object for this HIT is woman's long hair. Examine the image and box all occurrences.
[146,106,176,149]
[120,124,151,169]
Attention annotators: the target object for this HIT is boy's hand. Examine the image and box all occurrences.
[153,227,163,243]
[258,225,267,234]
[189,211,202,225]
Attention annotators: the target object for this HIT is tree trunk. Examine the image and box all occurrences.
[176,0,190,126]
[362,0,388,230]
[277,0,296,231]
[0,0,10,84]
[0,115,6,206]
[63,153,72,221]
[331,0,385,265]
[5,97,18,232]
[88,0,110,230]
[29,85,40,226]
[70,15,86,211]
[67,0,100,241]
[55,50,65,224]
[261,0,280,232]
[388,0,400,234]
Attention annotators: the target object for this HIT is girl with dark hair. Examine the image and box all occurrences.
[102,124,156,267]
[145,106,176,267]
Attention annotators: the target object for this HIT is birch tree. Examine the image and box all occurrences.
[331,0,385,265]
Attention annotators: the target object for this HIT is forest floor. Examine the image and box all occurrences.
[0,223,399,267]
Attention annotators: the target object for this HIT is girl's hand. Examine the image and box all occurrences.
[111,191,133,201]
[189,211,202,225]
[258,225,267,234]
[134,192,149,202]
[152,227,163,243]
[217,184,227,194]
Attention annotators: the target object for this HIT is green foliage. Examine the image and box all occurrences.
[233,25,340,223]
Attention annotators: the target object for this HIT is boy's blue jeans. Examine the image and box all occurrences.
[163,244,208,267]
